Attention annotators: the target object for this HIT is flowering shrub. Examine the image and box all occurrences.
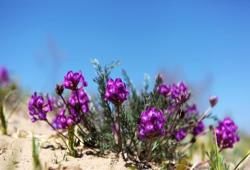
[28,70,92,156]
[103,77,129,152]
[27,60,242,169]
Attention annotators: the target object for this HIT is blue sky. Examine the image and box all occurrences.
[0,1,250,131]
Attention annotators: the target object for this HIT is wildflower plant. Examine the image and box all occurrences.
[104,78,129,153]
[203,122,241,170]
[28,71,92,157]
[28,59,241,168]
[89,59,120,152]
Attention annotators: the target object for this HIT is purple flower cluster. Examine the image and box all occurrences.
[104,78,129,105]
[28,92,54,122]
[0,67,10,86]
[52,109,74,129]
[157,84,171,97]
[28,71,90,130]
[52,71,90,129]
[138,107,166,140]
[68,89,90,115]
[216,117,240,149]
[170,82,190,104]
[54,71,89,129]
[175,128,187,141]
[158,82,190,104]
[192,121,205,136]
[51,89,90,130]
[63,71,87,90]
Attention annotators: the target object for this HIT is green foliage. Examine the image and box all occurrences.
[0,103,7,135]
[92,59,118,123]
[92,59,119,126]
[207,132,229,170]
[0,82,18,135]
[68,126,77,157]
[32,135,42,170]
[207,131,250,169]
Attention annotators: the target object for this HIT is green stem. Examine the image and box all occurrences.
[73,129,85,145]
[32,135,42,170]
[198,106,212,122]
[45,120,71,153]
[58,94,88,145]
[233,151,250,170]
[68,125,77,157]
[46,120,68,139]
[77,124,87,136]
[115,104,122,153]
[146,140,153,162]
[0,102,7,135]
[168,105,182,134]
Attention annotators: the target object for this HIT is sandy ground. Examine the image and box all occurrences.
[0,109,132,170]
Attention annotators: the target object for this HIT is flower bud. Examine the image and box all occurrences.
[179,110,185,119]
[191,137,196,143]
[56,84,64,96]
[155,74,164,85]
[209,96,218,107]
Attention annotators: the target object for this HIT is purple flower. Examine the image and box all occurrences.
[175,128,187,141]
[138,107,166,140]
[209,96,218,108]
[170,82,190,104]
[52,109,74,129]
[28,92,54,122]
[0,67,10,86]
[216,117,240,149]
[158,82,190,105]
[157,84,171,97]
[193,121,205,136]
[185,104,198,115]
[104,78,129,105]
[68,89,90,114]
[63,71,87,90]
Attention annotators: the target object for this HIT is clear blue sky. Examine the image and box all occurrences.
[0,1,250,131]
